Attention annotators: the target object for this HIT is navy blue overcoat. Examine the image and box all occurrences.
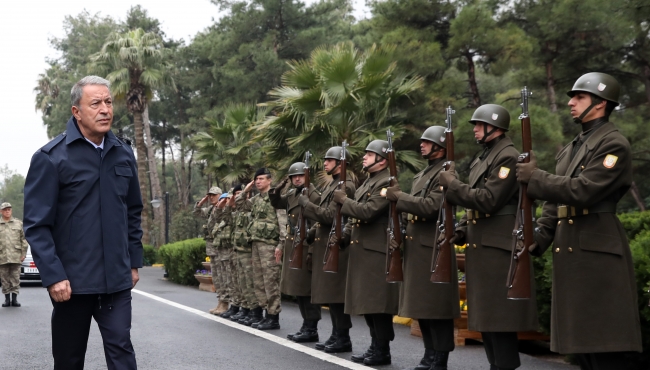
[24,117,143,294]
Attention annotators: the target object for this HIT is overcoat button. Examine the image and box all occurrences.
[568,219,574,225]
[555,248,560,253]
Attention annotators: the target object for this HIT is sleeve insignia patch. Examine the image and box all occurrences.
[603,154,618,169]
[498,167,510,179]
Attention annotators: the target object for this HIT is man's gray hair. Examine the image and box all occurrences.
[70,76,111,107]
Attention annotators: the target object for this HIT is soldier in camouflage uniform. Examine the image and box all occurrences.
[216,192,243,319]
[240,168,288,330]
[0,203,28,307]
[269,162,321,343]
[193,186,228,314]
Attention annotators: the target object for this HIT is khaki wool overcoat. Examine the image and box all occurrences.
[302,174,356,304]
[340,168,399,316]
[269,184,320,297]
[528,121,642,354]
[446,136,538,332]
[396,159,460,320]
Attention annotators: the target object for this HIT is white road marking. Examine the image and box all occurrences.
[132,289,373,370]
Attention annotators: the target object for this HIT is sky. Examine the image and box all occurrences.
[0,0,370,178]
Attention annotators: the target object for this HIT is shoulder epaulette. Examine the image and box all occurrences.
[40,132,66,154]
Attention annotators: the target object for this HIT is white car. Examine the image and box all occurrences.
[20,245,41,283]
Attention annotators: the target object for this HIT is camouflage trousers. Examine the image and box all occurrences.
[236,251,258,310]
[251,241,282,315]
[209,254,229,303]
[0,263,20,295]
[218,248,242,307]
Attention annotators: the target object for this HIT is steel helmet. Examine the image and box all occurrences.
[421,126,447,148]
[288,162,307,176]
[469,104,511,131]
[365,140,390,159]
[567,72,620,106]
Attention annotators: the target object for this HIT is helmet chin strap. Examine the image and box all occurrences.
[362,156,383,172]
[422,144,443,159]
[326,160,341,175]
[573,102,597,124]
[476,123,498,145]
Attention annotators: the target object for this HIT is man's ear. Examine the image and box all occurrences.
[71,106,81,120]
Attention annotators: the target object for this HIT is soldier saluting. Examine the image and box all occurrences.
[269,161,322,343]
[439,104,538,370]
[383,126,460,370]
[516,73,642,369]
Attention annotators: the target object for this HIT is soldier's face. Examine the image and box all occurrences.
[568,92,606,121]
[1,208,11,219]
[209,194,221,206]
[255,175,272,191]
[324,159,338,174]
[291,174,305,187]
[420,140,434,156]
[363,152,386,171]
[72,85,113,139]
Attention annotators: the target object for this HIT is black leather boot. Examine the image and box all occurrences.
[251,309,268,329]
[324,328,352,353]
[363,340,391,366]
[351,338,375,363]
[406,348,435,370]
[220,305,239,318]
[293,320,318,342]
[315,328,337,350]
[257,313,280,330]
[10,293,20,307]
[430,350,449,370]
[230,307,249,321]
[241,307,262,326]
[287,321,306,340]
[2,294,9,307]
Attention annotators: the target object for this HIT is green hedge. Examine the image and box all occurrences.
[142,244,157,266]
[158,238,206,286]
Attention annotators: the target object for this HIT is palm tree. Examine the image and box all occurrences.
[91,28,175,244]
[255,41,425,179]
[195,104,268,186]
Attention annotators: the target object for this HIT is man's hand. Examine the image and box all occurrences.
[275,248,283,264]
[217,198,227,209]
[198,195,210,206]
[438,161,456,189]
[297,194,310,207]
[516,150,538,184]
[131,268,139,288]
[48,280,72,302]
[332,189,347,205]
[385,185,401,202]
[227,195,236,207]
[528,242,539,253]
[20,256,25,262]
[276,177,290,192]
[389,238,401,251]
[244,181,254,194]
[449,230,465,246]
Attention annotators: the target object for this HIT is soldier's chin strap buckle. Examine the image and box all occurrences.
[573,103,597,124]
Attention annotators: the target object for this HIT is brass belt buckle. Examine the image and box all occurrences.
[407,213,414,221]
[557,205,567,219]
[466,209,474,220]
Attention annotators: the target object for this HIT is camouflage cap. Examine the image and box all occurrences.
[0,202,11,210]
[208,186,222,195]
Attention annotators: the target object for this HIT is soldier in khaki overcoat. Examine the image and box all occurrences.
[0,203,28,307]
[384,126,460,370]
[269,162,322,343]
[331,140,399,366]
[301,146,356,353]
[516,73,642,370]
[439,105,538,370]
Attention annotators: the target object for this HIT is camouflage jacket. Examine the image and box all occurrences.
[244,191,287,249]
[193,203,219,242]
[0,217,28,265]
[232,199,252,252]
[212,207,233,250]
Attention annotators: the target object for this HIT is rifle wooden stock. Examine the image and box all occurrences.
[386,146,404,283]
[431,129,455,283]
[507,88,533,299]
[289,160,311,270]
[323,147,347,273]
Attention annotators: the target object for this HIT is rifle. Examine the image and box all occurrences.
[323,141,348,273]
[506,87,534,299]
[431,106,456,283]
[289,151,312,270]
[386,129,404,283]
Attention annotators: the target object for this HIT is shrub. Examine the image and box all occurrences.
[618,211,650,241]
[158,238,206,285]
[142,244,157,266]
[626,229,650,368]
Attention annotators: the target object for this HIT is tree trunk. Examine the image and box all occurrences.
[161,120,167,194]
[133,111,151,245]
[143,106,164,246]
[630,181,646,211]
[546,60,557,113]
[466,52,481,108]
[643,64,650,105]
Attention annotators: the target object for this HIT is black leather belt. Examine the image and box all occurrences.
[557,202,616,218]
[466,205,517,221]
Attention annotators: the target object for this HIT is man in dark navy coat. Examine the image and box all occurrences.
[23,75,143,370]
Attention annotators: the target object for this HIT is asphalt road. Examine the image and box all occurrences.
[0,267,576,370]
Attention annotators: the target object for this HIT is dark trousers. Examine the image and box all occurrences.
[51,289,136,370]
[418,319,455,352]
[329,303,352,330]
[481,332,520,369]
[296,296,322,321]
[576,352,625,370]
[364,313,395,342]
